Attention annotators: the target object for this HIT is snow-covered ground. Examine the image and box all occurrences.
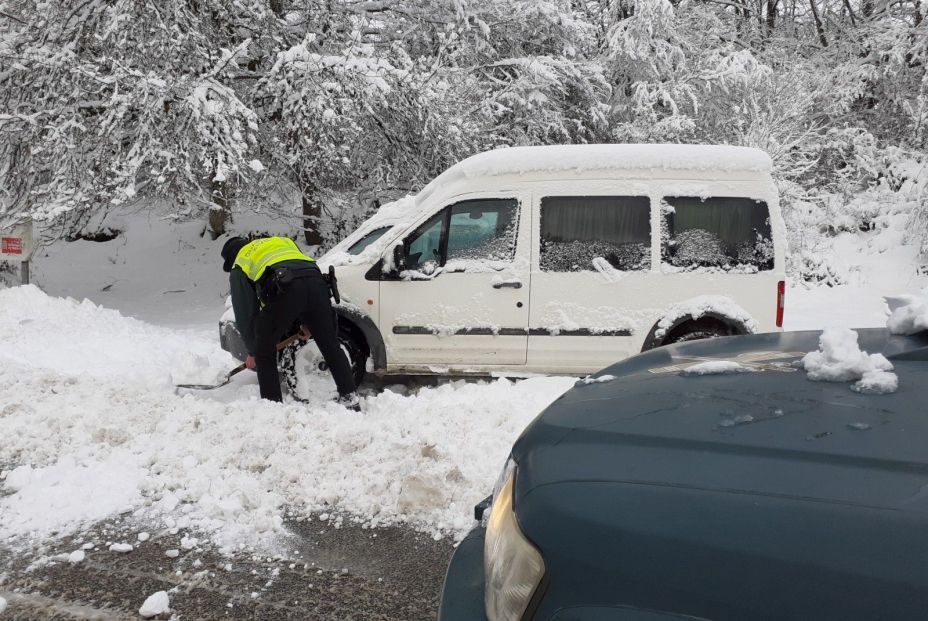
[0,282,574,550]
[1,208,925,553]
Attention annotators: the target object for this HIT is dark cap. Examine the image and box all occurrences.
[221,236,247,273]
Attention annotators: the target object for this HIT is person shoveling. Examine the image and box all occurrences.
[175,334,302,390]
[178,236,359,409]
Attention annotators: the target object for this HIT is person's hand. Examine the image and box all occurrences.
[245,355,256,370]
[299,325,312,340]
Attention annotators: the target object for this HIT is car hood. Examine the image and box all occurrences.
[512,328,928,512]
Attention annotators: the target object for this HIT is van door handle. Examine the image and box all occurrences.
[492,281,522,289]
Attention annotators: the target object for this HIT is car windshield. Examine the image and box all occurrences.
[346,226,393,255]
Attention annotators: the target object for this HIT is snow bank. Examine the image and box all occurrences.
[0,285,233,388]
[0,287,575,547]
[802,328,898,394]
[885,293,928,335]
[1,454,145,538]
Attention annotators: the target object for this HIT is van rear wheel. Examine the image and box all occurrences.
[663,319,733,345]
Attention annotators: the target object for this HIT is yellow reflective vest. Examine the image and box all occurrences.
[233,237,314,282]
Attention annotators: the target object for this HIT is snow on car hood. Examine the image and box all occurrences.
[512,328,928,510]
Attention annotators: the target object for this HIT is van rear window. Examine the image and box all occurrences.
[540,196,651,272]
[661,197,773,272]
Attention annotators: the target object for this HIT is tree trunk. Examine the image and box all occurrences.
[809,0,828,46]
[301,189,324,247]
[208,179,229,240]
[766,0,777,35]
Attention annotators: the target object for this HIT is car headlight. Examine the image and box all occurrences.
[484,459,545,621]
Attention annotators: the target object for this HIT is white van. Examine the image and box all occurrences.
[221,144,786,381]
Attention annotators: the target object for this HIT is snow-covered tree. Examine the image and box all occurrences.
[0,0,268,236]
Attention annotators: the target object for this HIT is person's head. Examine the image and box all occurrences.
[221,237,248,273]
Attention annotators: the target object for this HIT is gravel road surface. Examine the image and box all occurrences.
[0,516,455,620]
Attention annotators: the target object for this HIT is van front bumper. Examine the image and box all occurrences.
[437,526,488,621]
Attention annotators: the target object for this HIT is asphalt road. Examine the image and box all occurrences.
[0,515,455,620]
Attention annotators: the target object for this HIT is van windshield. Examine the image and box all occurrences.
[661,197,774,272]
[347,226,393,255]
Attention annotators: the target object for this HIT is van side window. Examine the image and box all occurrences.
[540,196,651,272]
[661,197,774,272]
[446,199,519,265]
[403,198,519,275]
[404,211,445,274]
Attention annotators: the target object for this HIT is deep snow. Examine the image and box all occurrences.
[1,206,925,552]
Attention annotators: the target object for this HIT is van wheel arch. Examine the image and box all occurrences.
[334,306,387,373]
[640,312,753,352]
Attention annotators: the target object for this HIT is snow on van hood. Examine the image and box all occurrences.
[321,194,419,268]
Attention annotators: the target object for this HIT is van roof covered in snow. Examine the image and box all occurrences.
[323,143,776,266]
[415,143,773,211]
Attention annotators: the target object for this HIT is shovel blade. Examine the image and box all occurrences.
[175,377,232,390]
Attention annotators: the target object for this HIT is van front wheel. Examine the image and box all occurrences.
[280,330,367,400]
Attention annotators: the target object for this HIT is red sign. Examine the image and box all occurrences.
[2,237,23,255]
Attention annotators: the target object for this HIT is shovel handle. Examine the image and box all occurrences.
[227,332,306,379]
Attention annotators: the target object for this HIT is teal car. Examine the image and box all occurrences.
[438,328,928,621]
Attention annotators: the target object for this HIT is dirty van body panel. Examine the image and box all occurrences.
[524,178,784,371]
[379,191,532,367]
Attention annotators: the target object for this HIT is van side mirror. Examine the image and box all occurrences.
[391,244,406,273]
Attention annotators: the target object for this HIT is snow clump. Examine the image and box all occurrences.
[802,328,898,394]
[681,361,757,376]
[577,374,616,385]
[885,293,928,335]
[0,596,6,614]
[139,591,170,618]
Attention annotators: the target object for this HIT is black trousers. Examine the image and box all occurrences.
[253,271,356,402]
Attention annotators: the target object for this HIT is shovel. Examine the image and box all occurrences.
[176,333,304,390]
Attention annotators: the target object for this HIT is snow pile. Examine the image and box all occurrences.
[801,328,898,394]
[0,285,233,388]
[681,360,757,376]
[139,591,170,618]
[0,286,575,547]
[1,454,145,538]
[885,293,928,335]
[654,295,757,340]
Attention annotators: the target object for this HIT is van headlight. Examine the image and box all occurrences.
[484,459,545,621]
